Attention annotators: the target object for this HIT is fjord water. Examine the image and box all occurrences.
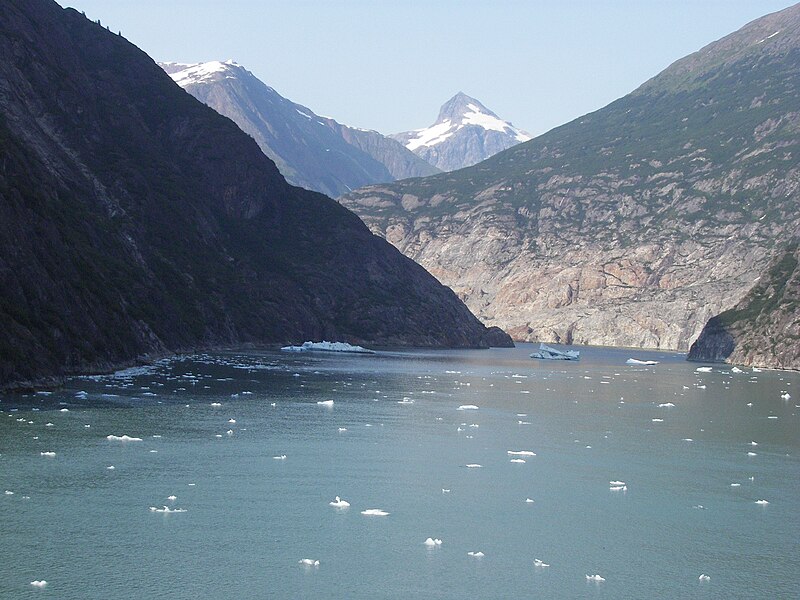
[1,345,797,599]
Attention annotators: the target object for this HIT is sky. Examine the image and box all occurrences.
[64,0,795,136]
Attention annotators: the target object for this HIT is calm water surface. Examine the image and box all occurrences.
[1,344,798,599]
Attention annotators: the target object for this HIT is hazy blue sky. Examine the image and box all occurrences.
[65,0,794,136]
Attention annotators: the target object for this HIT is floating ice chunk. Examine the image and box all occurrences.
[695,367,713,372]
[273,455,287,460]
[361,508,389,516]
[167,495,177,501]
[586,574,605,582]
[457,405,479,410]
[755,499,769,505]
[338,427,347,432]
[731,367,744,373]
[106,435,142,442]
[683,438,694,442]
[226,430,233,436]
[467,551,484,558]
[45,422,54,427]
[298,558,320,566]
[730,483,741,487]
[40,451,56,457]
[749,441,758,446]
[317,400,334,406]
[106,465,115,470]
[525,498,535,503]
[59,408,69,412]
[610,485,627,491]
[510,458,526,463]
[442,488,450,494]
[652,418,664,422]
[507,450,536,456]
[210,402,222,407]
[658,403,675,408]
[282,340,374,354]
[533,559,550,567]
[609,480,626,486]
[329,496,350,508]
[747,452,757,456]
[780,392,791,400]
[397,398,414,404]
[4,490,13,495]
[698,574,710,581]
[149,505,186,513]
[423,537,443,546]
[30,580,47,587]
[465,464,482,468]
[228,419,236,423]
[626,358,658,365]
[518,420,531,425]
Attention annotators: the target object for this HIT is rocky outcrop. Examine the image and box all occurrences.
[0,0,510,388]
[390,92,531,171]
[341,5,800,352]
[689,242,800,370]
[161,61,439,198]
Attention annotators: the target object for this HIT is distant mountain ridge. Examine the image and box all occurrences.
[0,0,509,388]
[161,61,439,198]
[390,92,531,171]
[341,4,800,357]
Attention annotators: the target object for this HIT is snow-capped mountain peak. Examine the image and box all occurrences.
[162,60,242,86]
[391,92,531,171]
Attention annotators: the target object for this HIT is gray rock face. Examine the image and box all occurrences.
[0,0,509,388]
[160,61,439,198]
[689,242,800,370]
[341,5,800,352]
[391,92,531,172]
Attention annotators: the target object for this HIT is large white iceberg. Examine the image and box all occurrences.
[280,341,375,354]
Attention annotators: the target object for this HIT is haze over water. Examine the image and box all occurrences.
[1,344,798,598]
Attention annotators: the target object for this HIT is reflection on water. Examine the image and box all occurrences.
[1,344,798,599]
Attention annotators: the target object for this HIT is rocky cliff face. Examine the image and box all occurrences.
[341,5,800,352]
[390,92,531,172]
[0,0,509,388]
[161,61,439,198]
[689,242,800,370]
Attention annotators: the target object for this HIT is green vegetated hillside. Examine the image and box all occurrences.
[340,4,800,355]
[0,0,509,388]
[689,241,800,369]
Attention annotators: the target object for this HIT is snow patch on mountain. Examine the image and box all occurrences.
[168,60,240,87]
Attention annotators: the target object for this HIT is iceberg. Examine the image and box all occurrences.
[280,341,375,354]
[529,343,580,361]
[626,358,658,365]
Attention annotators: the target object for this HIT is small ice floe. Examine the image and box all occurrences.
[442,488,450,494]
[467,551,484,558]
[338,427,347,432]
[518,420,531,425]
[423,537,443,547]
[752,367,762,372]
[610,480,626,486]
[273,455,287,460]
[693,505,705,510]
[465,464,482,468]
[329,496,350,508]
[228,419,236,423]
[298,559,320,567]
[533,559,550,567]
[698,574,711,581]
[658,402,675,408]
[167,495,177,501]
[767,416,778,419]
[45,422,54,427]
[747,452,758,457]
[106,465,115,470]
[361,508,389,516]
[40,451,56,457]
[755,499,770,505]
[525,498,535,503]
[749,441,758,446]
[457,405,479,410]
[626,358,658,365]
[780,392,791,400]
[510,459,526,464]
[397,398,414,405]
[730,483,741,487]
[59,408,69,412]
[507,450,536,456]
[4,490,14,495]
[696,367,713,372]
[746,402,753,407]
[30,580,48,588]
[149,505,186,513]
[731,367,744,374]
[697,385,707,389]
[317,400,334,406]
[210,402,222,407]
[586,574,605,582]
[106,435,142,442]
[683,438,694,442]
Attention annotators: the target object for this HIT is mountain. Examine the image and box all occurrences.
[160,61,439,198]
[341,4,800,353]
[390,92,532,171]
[689,241,800,369]
[0,0,510,388]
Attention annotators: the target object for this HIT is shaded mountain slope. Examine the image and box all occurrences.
[0,0,508,387]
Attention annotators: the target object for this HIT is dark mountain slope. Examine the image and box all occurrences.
[689,241,800,370]
[0,0,508,387]
[341,4,800,353]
